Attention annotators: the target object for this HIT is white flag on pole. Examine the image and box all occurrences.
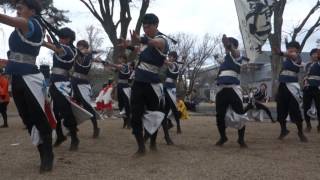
[234,0,274,62]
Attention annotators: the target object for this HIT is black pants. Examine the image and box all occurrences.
[244,101,273,121]
[276,83,303,133]
[0,101,8,125]
[49,83,77,132]
[73,83,98,129]
[131,81,161,138]
[215,88,245,139]
[117,86,131,125]
[12,75,52,138]
[164,88,181,131]
[303,86,320,128]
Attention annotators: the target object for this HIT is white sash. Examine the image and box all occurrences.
[70,99,93,124]
[166,88,177,122]
[54,81,93,125]
[23,73,56,145]
[119,87,131,116]
[54,81,72,97]
[307,100,317,119]
[123,87,131,100]
[285,82,304,119]
[248,109,265,122]
[217,85,248,129]
[142,83,165,134]
[77,84,101,120]
[142,111,165,134]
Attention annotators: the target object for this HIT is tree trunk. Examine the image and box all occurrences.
[268,0,286,100]
[269,34,282,99]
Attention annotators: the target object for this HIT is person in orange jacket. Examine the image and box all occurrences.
[0,68,9,128]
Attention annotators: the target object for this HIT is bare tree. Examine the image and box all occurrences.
[290,0,320,49]
[169,33,196,93]
[170,33,220,96]
[85,25,105,51]
[79,0,150,60]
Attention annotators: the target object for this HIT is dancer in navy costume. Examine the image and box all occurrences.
[43,27,80,150]
[148,51,181,145]
[71,40,100,138]
[244,83,275,122]
[215,35,248,148]
[164,51,182,133]
[0,0,54,173]
[120,13,169,155]
[114,55,132,129]
[303,48,320,132]
[276,41,308,142]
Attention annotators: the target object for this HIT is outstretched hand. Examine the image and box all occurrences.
[117,38,130,48]
[130,30,140,44]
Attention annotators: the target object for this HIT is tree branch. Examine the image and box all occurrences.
[119,0,132,39]
[301,15,320,49]
[292,0,320,41]
[111,0,115,18]
[80,0,104,24]
[135,0,150,34]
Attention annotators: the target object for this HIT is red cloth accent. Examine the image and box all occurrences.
[0,75,9,103]
[95,84,113,111]
[96,101,112,111]
[44,101,57,129]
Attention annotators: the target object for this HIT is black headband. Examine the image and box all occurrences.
[142,13,159,25]
[18,0,42,15]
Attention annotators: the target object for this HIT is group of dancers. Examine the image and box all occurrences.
[0,0,320,174]
[0,0,183,173]
[215,36,320,147]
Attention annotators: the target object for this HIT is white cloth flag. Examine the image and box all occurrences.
[234,0,274,62]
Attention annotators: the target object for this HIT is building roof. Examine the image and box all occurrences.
[250,51,310,64]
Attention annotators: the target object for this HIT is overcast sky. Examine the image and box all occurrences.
[0,0,319,64]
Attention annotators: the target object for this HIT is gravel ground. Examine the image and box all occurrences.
[1,103,320,180]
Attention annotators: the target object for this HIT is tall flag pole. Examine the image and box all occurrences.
[234,0,274,62]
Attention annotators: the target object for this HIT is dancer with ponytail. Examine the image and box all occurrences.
[71,40,100,138]
[42,27,80,151]
[0,0,54,173]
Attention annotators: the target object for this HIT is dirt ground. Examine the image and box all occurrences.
[1,103,320,180]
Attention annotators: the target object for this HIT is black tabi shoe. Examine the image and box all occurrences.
[53,136,67,147]
[0,124,8,128]
[237,139,248,148]
[150,142,157,152]
[278,130,290,140]
[298,132,308,143]
[133,134,146,157]
[305,126,312,133]
[165,136,174,145]
[39,139,54,173]
[41,152,54,173]
[69,131,79,151]
[69,139,79,151]
[215,137,228,146]
[93,128,100,139]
